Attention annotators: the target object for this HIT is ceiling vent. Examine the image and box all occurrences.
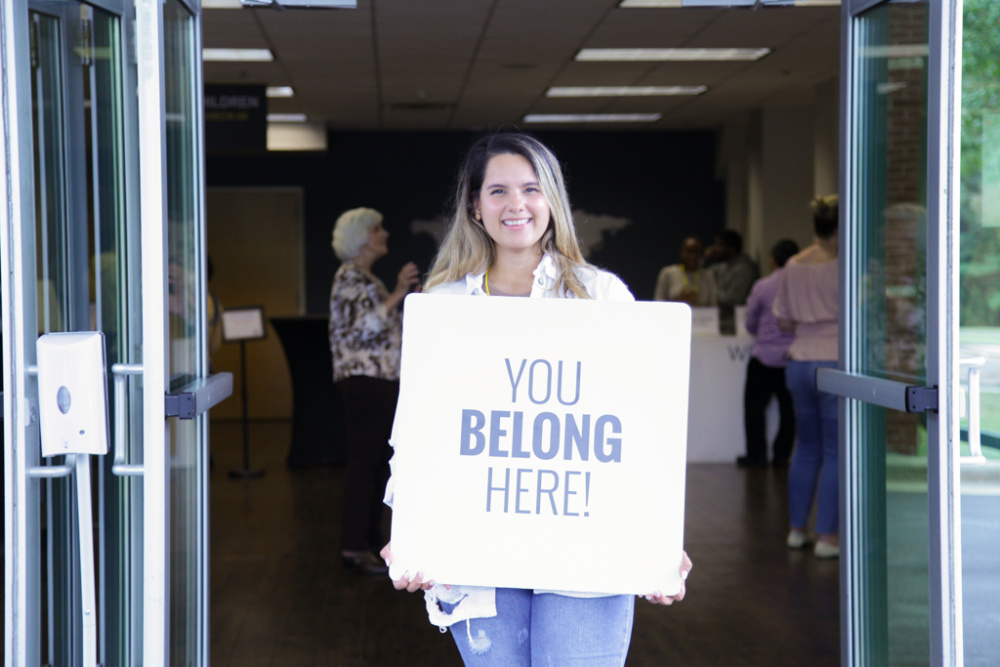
[241,0,356,9]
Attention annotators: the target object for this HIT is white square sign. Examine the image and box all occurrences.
[388,294,691,596]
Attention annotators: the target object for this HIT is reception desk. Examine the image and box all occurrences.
[271,316,347,467]
[686,333,778,463]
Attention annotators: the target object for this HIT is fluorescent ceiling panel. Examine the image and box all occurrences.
[523,113,662,123]
[268,122,328,152]
[618,1,684,6]
[576,48,771,62]
[202,0,242,8]
[673,0,840,5]
[863,44,929,58]
[203,48,274,62]
[242,0,357,7]
[546,86,706,97]
[267,113,308,122]
[266,86,295,98]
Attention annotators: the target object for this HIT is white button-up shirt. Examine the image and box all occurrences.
[384,254,634,629]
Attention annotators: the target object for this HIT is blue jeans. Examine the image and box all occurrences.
[785,360,839,536]
[450,589,635,666]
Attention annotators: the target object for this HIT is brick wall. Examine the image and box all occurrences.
[879,4,927,455]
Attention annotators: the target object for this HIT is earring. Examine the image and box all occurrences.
[475,212,481,221]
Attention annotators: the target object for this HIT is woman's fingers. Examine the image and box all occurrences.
[383,541,435,592]
[394,571,431,593]
[645,581,685,605]
[645,551,692,605]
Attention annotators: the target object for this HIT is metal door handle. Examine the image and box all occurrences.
[111,363,144,476]
[960,357,987,465]
[22,365,75,478]
[165,372,233,419]
[26,454,76,478]
[815,367,938,413]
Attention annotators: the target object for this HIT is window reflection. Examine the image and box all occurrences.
[959,2,1000,665]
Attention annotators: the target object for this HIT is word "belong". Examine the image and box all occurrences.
[459,358,623,463]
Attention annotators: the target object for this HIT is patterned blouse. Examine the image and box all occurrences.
[328,262,402,382]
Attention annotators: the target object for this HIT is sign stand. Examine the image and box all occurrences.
[221,306,268,480]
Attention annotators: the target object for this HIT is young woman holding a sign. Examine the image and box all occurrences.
[381,133,693,665]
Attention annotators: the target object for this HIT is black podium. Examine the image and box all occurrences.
[271,316,347,467]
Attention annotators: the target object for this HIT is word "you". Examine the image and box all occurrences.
[506,358,582,406]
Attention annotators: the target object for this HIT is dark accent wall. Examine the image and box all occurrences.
[206,130,724,309]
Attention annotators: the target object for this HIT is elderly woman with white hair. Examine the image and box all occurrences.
[329,207,421,574]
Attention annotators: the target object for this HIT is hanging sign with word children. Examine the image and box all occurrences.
[387,294,691,596]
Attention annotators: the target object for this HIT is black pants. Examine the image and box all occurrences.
[743,357,796,463]
[335,375,399,552]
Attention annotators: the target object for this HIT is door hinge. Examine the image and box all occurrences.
[906,385,938,413]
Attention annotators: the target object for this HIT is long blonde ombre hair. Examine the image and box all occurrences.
[425,132,593,298]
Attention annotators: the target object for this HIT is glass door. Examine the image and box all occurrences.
[2,0,220,665]
[822,0,963,665]
[956,1,1000,664]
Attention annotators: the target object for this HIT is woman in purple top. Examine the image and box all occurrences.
[738,239,799,469]
[773,195,840,559]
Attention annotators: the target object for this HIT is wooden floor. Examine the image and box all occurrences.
[210,420,839,666]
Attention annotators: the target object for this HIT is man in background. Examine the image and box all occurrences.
[705,229,758,308]
[737,239,799,468]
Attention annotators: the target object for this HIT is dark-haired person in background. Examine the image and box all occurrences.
[705,229,759,308]
[773,195,840,559]
[738,239,800,469]
[653,237,717,306]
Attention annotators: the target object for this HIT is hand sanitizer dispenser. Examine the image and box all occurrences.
[36,331,108,667]
[36,331,109,457]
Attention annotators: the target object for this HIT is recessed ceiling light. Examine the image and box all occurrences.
[267,113,308,122]
[619,0,683,7]
[202,0,242,8]
[877,82,907,95]
[620,0,840,5]
[546,86,706,97]
[242,0,357,6]
[266,86,295,98]
[575,48,771,62]
[863,44,929,58]
[203,48,274,62]
[523,113,662,123]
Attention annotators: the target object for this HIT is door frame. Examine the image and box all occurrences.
[3,0,215,664]
[136,0,170,661]
[834,0,964,664]
[3,0,46,663]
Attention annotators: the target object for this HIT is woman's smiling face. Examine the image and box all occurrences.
[475,152,551,256]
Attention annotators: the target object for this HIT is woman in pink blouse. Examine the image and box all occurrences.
[773,195,840,559]
[329,207,421,574]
